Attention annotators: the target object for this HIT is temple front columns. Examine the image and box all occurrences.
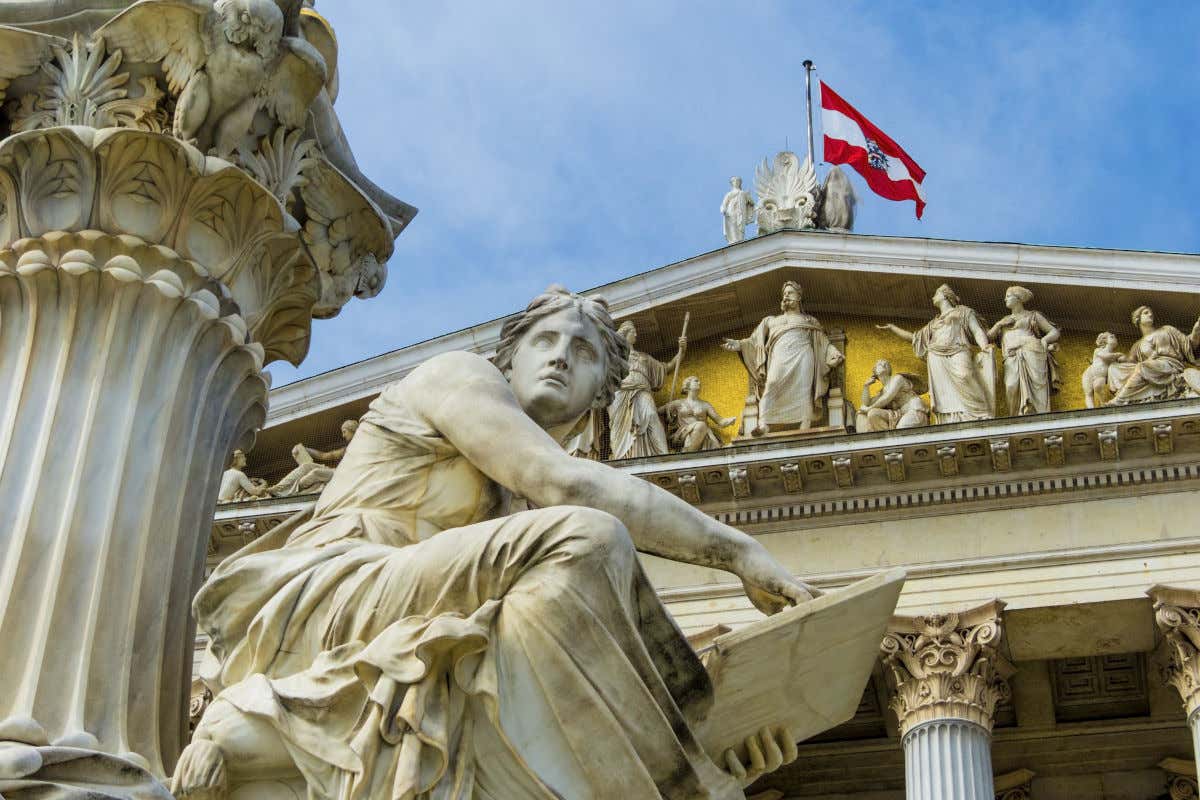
[881,600,1012,800]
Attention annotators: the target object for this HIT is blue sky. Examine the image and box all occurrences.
[272,1,1200,385]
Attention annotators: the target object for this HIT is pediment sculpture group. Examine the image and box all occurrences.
[595,281,1200,462]
[222,281,1200,494]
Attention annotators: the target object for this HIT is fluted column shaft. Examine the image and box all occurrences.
[0,235,267,778]
[881,601,1011,800]
[903,719,993,800]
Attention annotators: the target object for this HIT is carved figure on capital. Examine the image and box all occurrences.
[608,320,684,459]
[856,358,929,432]
[720,176,755,244]
[660,375,736,452]
[723,281,844,437]
[267,418,359,496]
[877,283,996,424]
[1106,305,1200,405]
[986,286,1061,416]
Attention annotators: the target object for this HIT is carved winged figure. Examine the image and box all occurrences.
[754,151,819,234]
[96,0,327,157]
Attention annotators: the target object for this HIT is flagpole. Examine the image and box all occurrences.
[802,60,816,166]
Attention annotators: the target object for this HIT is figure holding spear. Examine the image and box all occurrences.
[609,317,687,459]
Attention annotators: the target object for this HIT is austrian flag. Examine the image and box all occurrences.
[820,81,927,219]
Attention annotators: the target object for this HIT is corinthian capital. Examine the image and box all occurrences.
[880,599,1013,736]
[1149,585,1200,718]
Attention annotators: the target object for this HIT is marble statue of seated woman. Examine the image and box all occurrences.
[1107,305,1200,405]
[177,286,816,800]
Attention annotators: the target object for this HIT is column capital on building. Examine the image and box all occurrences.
[880,599,1013,737]
[1159,757,1198,800]
[1149,585,1200,719]
[994,768,1035,800]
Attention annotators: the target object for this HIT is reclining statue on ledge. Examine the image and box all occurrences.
[266,419,358,497]
[181,286,818,800]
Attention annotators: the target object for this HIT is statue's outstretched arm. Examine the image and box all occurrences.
[410,352,817,612]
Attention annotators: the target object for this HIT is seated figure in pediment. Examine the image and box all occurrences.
[856,359,929,432]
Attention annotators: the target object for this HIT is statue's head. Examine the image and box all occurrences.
[1096,331,1118,349]
[932,283,959,308]
[340,419,358,440]
[617,320,637,347]
[496,286,629,428]
[682,375,701,395]
[216,0,284,59]
[780,280,802,312]
[229,449,247,469]
[730,176,742,189]
[1131,305,1155,330]
[873,358,893,379]
[1005,285,1033,310]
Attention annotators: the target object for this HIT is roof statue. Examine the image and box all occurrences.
[724,152,857,241]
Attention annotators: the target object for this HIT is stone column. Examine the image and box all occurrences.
[880,600,1012,800]
[1150,585,1200,780]
[0,14,409,798]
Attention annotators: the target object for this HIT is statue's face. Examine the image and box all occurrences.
[685,377,700,394]
[781,284,801,310]
[510,308,607,428]
[340,420,358,440]
[1139,308,1155,327]
[1004,290,1019,309]
[216,0,283,58]
[1104,333,1118,348]
[621,325,637,346]
[874,360,891,379]
[231,450,246,469]
[730,177,741,189]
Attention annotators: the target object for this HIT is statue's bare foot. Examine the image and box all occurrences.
[170,738,227,800]
[751,424,770,437]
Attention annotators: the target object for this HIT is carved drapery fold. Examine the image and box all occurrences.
[880,600,1013,737]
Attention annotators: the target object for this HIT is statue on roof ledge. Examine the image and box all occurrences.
[267,419,359,496]
[744,152,856,237]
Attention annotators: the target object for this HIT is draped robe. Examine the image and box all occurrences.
[732,313,838,428]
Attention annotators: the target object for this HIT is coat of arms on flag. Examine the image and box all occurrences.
[820,82,926,219]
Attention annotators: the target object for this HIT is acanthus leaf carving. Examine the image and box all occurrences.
[238,126,317,211]
[11,34,166,133]
[880,600,1012,736]
[1149,586,1200,718]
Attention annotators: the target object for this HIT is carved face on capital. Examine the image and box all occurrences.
[509,308,609,429]
[215,0,284,59]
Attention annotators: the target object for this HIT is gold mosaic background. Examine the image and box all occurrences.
[649,315,1100,444]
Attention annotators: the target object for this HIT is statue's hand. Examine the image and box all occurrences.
[721,338,741,352]
[719,416,737,427]
[736,543,820,615]
[723,726,799,788]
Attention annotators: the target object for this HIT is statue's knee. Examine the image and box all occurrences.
[559,506,633,560]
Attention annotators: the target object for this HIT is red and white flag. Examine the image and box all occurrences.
[820,81,927,219]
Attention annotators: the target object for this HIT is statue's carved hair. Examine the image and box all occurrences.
[1006,285,1033,305]
[1096,331,1116,347]
[617,320,637,338]
[495,285,630,408]
[934,283,960,306]
[1131,305,1154,327]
